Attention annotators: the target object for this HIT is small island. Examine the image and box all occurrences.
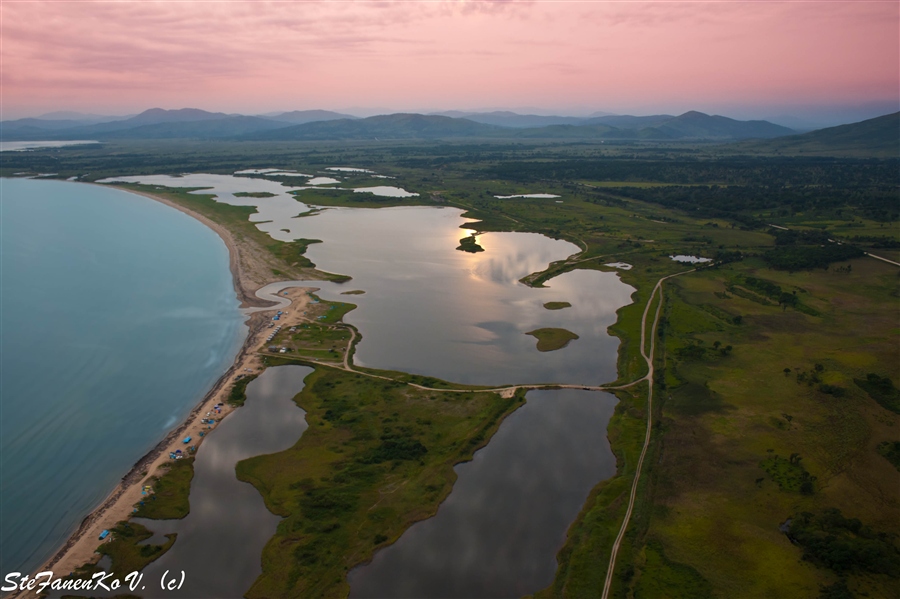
[543,301,571,310]
[526,328,579,352]
[456,235,485,253]
[234,191,276,198]
[341,290,366,295]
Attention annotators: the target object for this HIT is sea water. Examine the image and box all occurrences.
[0,178,245,576]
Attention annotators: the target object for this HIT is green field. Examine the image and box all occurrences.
[133,458,194,519]
[10,139,898,598]
[235,368,525,597]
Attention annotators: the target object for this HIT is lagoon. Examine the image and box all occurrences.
[77,173,635,596]
[95,172,634,385]
[349,388,618,598]
[131,365,312,598]
[0,141,99,152]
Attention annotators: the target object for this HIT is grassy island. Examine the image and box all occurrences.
[236,368,525,597]
[233,191,276,198]
[8,132,898,599]
[543,301,572,310]
[456,235,485,253]
[526,327,580,351]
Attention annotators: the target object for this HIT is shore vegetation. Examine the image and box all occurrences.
[7,137,897,598]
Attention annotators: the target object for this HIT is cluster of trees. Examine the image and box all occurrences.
[484,156,900,223]
[855,373,900,414]
[763,244,864,271]
[675,340,733,360]
[771,228,832,245]
[485,157,899,188]
[761,453,816,494]
[361,430,428,464]
[846,235,900,249]
[713,250,743,264]
[877,441,900,470]
[742,276,804,309]
[787,509,900,577]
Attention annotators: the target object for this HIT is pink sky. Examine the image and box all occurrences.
[1,1,897,120]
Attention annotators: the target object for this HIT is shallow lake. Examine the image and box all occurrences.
[348,388,618,598]
[81,173,636,596]
[131,365,312,598]
[96,174,635,386]
[0,141,99,152]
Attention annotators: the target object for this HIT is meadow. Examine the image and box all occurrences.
[7,138,898,598]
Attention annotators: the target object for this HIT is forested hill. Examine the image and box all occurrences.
[733,112,899,158]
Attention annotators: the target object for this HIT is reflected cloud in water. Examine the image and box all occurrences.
[348,389,618,598]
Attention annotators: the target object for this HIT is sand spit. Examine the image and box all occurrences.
[19,187,327,591]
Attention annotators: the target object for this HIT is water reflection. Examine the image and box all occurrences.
[130,365,311,599]
[96,174,420,236]
[97,173,312,226]
[255,206,634,385]
[81,174,636,597]
[96,170,635,385]
[348,389,618,598]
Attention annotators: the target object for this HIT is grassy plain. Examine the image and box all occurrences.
[132,458,194,520]
[235,367,525,598]
[623,258,900,599]
[6,139,898,598]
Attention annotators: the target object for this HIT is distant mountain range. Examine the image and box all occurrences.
[0,106,829,142]
[734,112,900,158]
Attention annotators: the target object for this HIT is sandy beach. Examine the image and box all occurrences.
[22,187,326,587]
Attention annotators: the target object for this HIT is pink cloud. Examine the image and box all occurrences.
[1,1,896,117]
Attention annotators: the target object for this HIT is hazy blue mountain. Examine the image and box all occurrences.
[266,110,357,124]
[1,108,262,140]
[430,111,590,128]
[1,107,799,142]
[646,111,794,139]
[584,114,674,129]
[2,118,95,132]
[36,111,131,122]
[96,116,294,139]
[125,108,230,124]
[761,114,824,132]
[734,112,899,157]
[581,112,792,139]
[246,113,500,140]
[510,124,618,139]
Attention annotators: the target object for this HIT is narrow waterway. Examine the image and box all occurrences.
[348,389,619,597]
[129,365,312,598]
[65,173,635,597]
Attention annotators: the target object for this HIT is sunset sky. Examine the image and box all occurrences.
[1,1,897,123]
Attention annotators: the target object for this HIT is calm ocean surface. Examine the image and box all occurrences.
[0,178,246,576]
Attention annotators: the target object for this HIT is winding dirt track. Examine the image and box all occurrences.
[264,268,695,599]
[600,269,693,599]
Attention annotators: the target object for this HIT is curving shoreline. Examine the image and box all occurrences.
[22,181,654,597]
[18,185,324,588]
